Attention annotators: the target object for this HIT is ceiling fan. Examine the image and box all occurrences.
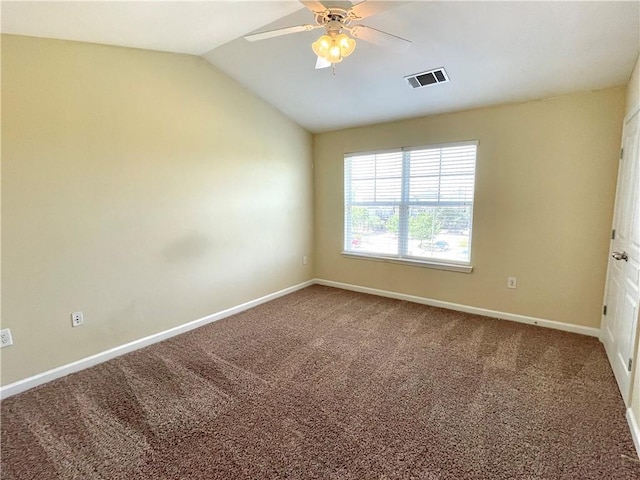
[244,0,411,70]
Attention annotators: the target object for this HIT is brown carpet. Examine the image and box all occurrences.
[2,285,639,479]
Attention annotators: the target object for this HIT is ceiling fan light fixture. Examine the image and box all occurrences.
[336,33,356,57]
[312,34,331,56]
[312,32,356,64]
[244,1,411,72]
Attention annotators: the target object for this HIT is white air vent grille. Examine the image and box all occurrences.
[405,67,449,89]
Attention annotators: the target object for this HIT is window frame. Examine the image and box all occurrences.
[342,140,478,273]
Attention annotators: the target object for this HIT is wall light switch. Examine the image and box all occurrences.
[507,277,517,289]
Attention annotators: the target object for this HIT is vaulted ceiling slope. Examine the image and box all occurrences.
[2,1,639,133]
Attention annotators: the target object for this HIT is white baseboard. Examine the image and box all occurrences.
[0,277,602,399]
[0,280,315,400]
[314,278,601,338]
[627,408,640,460]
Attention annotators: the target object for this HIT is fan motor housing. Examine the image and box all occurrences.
[315,8,351,28]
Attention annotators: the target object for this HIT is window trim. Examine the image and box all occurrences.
[343,140,478,272]
[341,251,474,273]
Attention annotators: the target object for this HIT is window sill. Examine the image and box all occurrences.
[341,252,473,273]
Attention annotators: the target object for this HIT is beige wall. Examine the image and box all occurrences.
[314,88,625,329]
[1,35,314,385]
[0,33,632,395]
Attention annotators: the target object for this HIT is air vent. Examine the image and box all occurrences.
[405,67,449,89]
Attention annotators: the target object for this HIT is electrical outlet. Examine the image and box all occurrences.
[303,255,308,265]
[507,277,517,289]
[1,328,13,348]
[71,311,84,327]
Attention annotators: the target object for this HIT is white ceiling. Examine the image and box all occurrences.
[1,1,303,54]
[2,1,639,133]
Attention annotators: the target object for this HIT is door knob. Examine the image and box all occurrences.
[611,251,629,261]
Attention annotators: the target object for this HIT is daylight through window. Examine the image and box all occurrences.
[344,141,477,267]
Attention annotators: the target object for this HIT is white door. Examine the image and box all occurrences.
[602,109,640,406]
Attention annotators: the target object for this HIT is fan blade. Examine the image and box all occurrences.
[245,24,318,42]
[348,25,412,48]
[349,1,408,20]
[300,0,328,14]
[315,56,331,69]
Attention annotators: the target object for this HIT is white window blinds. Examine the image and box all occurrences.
[345,141,478,265]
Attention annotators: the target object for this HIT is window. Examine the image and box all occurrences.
[344,141,477,272]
